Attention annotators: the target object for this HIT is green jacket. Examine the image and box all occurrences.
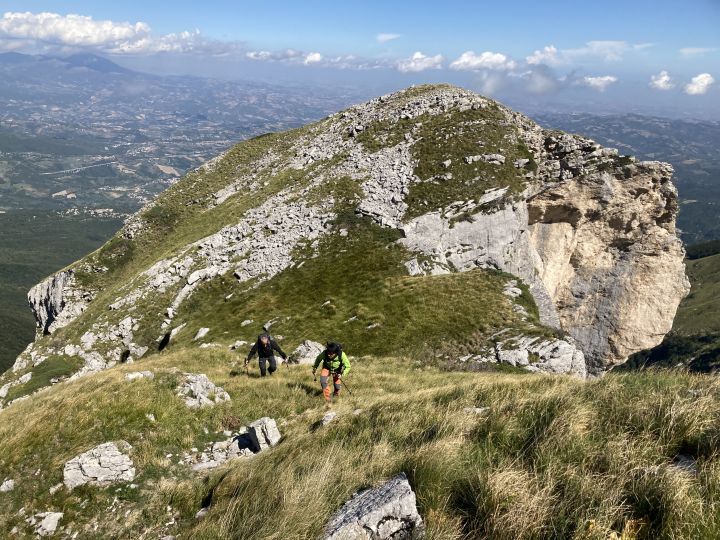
[313,350,351,375]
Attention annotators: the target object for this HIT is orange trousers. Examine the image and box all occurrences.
[319,368,341,401]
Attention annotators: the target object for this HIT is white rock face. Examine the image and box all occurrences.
[324,473,424,539]
[247,417,282,452]
[176,373,230,408]
[289,340,324,365]
[27,271,90,336]
[63,441,135,489]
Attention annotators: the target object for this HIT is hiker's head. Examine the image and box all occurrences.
[260,333,270,344]
[326,342,339,358]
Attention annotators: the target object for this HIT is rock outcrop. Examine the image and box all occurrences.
[324,473,424,539]
[63,441,135,489]
[289,340,324,365]
[28,512,64,537]
[27,270,90,336]
[176,373,231,408]
[247,417,282,452]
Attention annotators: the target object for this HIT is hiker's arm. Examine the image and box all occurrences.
[341,352,351,376]
[313,353,324,371]
[272,340,287,359]
[246,342,258,361]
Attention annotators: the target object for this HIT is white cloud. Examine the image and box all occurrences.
[449,51,516,71]
[680,47,717,57]
[0,11,237,55]
[685,73,715,95]
[530,41,653,65]
[396,51,443,73]
[579,75,618,91]
[303,52,322,64]
[246,49,303,62]
[567,41,632,61]
[376,33,400,43]
[526,45,559,65]
[650,70,675,90]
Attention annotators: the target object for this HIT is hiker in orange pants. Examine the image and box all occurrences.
[312,342,351,401]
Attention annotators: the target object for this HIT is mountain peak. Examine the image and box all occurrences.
[1,85,688,405]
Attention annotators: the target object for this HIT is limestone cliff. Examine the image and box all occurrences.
[3,84,688,396]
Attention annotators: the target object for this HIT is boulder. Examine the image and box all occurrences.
[0,478,14,492]
[63,441,135,489]
[29,512,63,537]
[321,411,337,426]
[289,340,324,365]
[324,473,424,539]
[247,417,282,452]
[193,327,210,341]
[125,371,154,381]
[176,373,231,408]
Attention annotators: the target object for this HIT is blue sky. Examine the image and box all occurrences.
[1,1,718,117]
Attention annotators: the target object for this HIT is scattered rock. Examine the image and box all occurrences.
[0,479,15,492]
[324,472,424,539]
[124,371,154,381]
[63,441,135,489]
[321,412,337,426]
[193,327,210,341]
[28,512,63,537]
[240,319,253,327]
[176,373,231,408]
[49,483,63,495]
[289,340,324,365]
[247,417,282,452]
[195,508,209,519]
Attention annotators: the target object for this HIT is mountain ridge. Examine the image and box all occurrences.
[1,84,688,406]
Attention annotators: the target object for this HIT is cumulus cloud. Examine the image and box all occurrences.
[376,33,400,43]
[526,45,559,65]
[579,75,618,91]
[396,51,443,73]
[449,51,516,71]
[0,11,239,55]
[680,47,717,57]
[650,70,675,90]
[303,52,322,64]
[685,73,715,95]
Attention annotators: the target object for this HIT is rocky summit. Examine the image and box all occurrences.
[1,84,688,405]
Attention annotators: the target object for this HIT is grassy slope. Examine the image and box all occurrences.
[674,253,720,335]
[2,348,720,539]
[0,211,122,373]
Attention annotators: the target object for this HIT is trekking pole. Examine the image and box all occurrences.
[338,375,353,396]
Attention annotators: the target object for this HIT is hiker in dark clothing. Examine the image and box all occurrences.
[245,333,287,376]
